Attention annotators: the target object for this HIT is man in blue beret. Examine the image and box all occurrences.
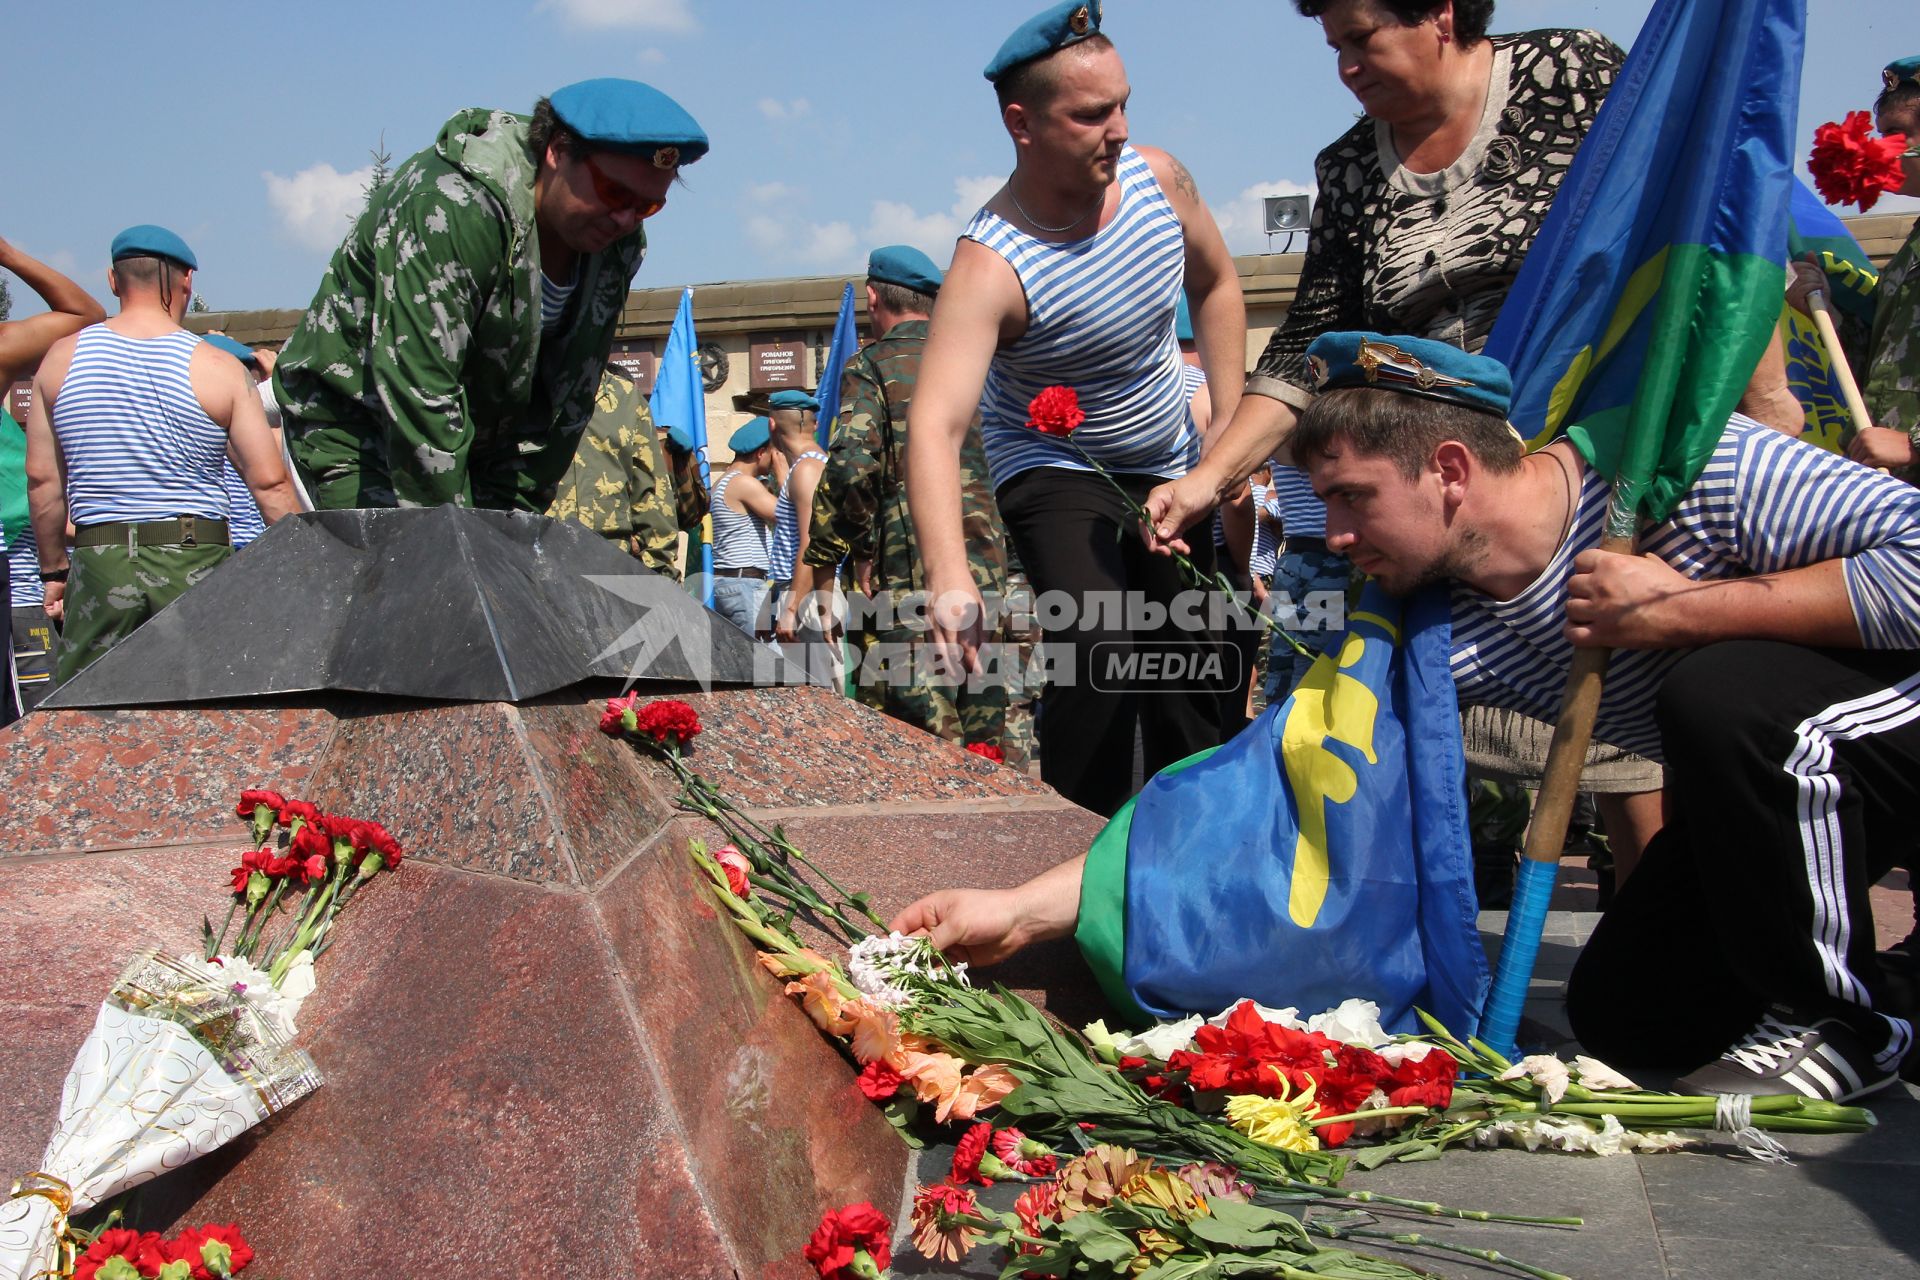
[24,228,300,684]
[709,417,780,636]
[896,330,1920,1104]
[766,388,834,679]
[791,244,1014,751]
[1788,55,1920,481]
[546,361,683,578]
[905,0,1249,815]
[272,80,708,513]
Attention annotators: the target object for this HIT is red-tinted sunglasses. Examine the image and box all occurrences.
[582,152,667,220]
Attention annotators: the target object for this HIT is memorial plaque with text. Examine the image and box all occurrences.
[748,338,808,391]
[608,343,657,394]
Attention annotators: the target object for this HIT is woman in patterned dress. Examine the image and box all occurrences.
[1145,0,1668,890]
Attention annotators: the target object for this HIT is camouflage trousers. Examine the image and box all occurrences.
[55,542,230,684]
[850,625,1008,750]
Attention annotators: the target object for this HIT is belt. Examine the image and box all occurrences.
[714,565,768,579]
[73,516,231,548]
[1282,535,1330,556]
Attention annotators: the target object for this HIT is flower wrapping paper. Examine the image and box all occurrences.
[0,951,321,1280]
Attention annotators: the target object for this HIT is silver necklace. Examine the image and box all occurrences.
[1008,178,1106,234]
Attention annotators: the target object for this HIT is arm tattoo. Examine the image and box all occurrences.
[1169,154,1199,203]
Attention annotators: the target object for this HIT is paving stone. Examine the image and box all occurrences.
[1660,1234,1920,1279]
[1640,1147,1920,1255]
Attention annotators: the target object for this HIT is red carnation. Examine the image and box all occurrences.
[277,798,319,829]
[234,789,286,821]
[1810,112,1909,211]
[174,1222,254,1278]
[951,1120,996,1186]
[802,1201,893,1280]
[74,1228,153,1280]
[317,812,367,847]
[632,698,702,748]
[599,690,642,736]
[991,1125,1058,1177]
[362,821,404,871]
[965,742,1005,763]
[857,1059,903,1100]
[1026,385,1085,437]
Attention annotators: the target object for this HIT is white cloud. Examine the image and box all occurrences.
[262,163,375,253]
[1212,177,1316,255]
[538,0,694,31]
[637,46,667,65]
[747,175,1000,274]
[746,181,794,205]
[756,97,812,121]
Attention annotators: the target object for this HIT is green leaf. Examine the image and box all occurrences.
[1060,1212,1140,1267]
[1138,1255,1224,1280]
[881,1096,925,1149]
[1185,1199,1312,1252]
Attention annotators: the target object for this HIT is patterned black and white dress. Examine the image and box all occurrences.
[1247,28,1624,408]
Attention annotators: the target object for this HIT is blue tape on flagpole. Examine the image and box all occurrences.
[1481,857,1560,1059]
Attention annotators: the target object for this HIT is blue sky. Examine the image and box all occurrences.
[6,0,1915,315]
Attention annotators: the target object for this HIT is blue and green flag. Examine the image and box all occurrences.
[1781,179,1879,452]
[1075,582,1486,1033]
[1487,0,1805,526]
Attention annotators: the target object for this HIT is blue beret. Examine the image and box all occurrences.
[768,389,819,412]
[549,79,708,167]
[110,225,197,270]
[202,334,258,367]
[1174,294,1194,343]
[729,417,771,453]
[1887,57,1920,92]
[984,0,1103,83]
[664,422,695,452]
[1304,332,1512,420]
[867,244,943,294]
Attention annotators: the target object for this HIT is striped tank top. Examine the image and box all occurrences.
[964,146,1196,490]
[55,327,229,526]
[770,449,828,582]
[222,463,267,549]
[711,470,772,572]
[1270,464,1326,540]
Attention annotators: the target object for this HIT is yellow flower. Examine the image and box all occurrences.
[1224,1070,1322,1154]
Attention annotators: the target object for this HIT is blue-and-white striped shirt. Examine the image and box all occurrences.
[54,327,228,526]
[1250,478,1280,579]
[965,146,1196,489]
[1451,417,1920,762]
[711,471,772,572]
[770,449,827,583]
[1271,464,1326,539]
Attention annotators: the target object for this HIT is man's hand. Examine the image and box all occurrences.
[889,888,1035,969]
[1848,426,1913,471]
[774,598,800,644]
[926,575,988,675]
[41,579,64,625]
[251,346,277,377]
[1564,550,1698,649]
[1785,256,1832,317]
[1142,471,1220,556]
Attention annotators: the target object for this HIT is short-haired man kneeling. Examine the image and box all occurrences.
[893,330,1920,1103]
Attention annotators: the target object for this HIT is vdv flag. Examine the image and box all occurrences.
[650,287,713,604]
[1486,0,1804,526]
[1076,582,1487,1034]
[814,283,859,447]
[1782,179,1880,453]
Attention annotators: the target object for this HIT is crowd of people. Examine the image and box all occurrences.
[2,0,1918,1105]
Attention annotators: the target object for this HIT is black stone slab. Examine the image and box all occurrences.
[45,506,793,707]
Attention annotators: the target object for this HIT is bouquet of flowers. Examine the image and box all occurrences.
[0,789,402,1280]
[1808,110,1910,211]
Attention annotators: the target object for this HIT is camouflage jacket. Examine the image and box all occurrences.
[547,366,680,578]
[803,319,1007,602]
[666,443,709,532]
[273,108,647,512]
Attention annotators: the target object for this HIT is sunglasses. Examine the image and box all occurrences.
[582,152,667,220]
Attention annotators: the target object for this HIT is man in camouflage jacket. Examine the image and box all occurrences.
[803,248,1010,750]
[548,364,680,578]
[271,82,706,511]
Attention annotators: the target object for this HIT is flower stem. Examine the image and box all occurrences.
[208,899,240,960]
[1324,1226,1573,1280]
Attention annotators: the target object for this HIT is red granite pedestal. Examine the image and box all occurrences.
[0,686,1105,1278]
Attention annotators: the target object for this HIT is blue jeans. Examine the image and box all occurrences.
[1262,547,1352,704]
[711,575,771,637]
